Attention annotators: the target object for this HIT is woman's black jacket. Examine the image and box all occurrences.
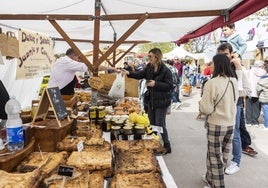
[127,62,173,109]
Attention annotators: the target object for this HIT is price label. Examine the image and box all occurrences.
[77,140,84,152]
[57,165,74,177]
[88,76,104,90]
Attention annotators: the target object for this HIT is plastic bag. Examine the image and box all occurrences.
[108,73,125,99]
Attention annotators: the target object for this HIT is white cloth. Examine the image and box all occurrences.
[48,56,88,89]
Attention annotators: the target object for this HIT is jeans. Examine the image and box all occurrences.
[147,105,170,146]
[171,87,178,103]
[189,74,196,87]
[262,103,268,127]
[232,103,243,165]
[240,109,251,149]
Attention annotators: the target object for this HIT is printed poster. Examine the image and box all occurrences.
[16,29,55,79]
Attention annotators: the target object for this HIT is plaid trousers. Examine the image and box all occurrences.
[206,123,234,188]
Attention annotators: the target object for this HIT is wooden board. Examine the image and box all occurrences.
[46,87,68,120]
[0,138,35,172]
[99,73,139,97]
[88,76,104,90]
[32,87,70,127]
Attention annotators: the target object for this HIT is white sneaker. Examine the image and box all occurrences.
[171,103,176,110]
[246,124,252,127]
[225,161,240,175]
[204,186,211,188]
[259,124,265,129]
[175,102,182,109]
[253,124,259,128]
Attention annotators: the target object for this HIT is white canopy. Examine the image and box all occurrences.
[0,0,247,53]
[163,46,198,59]
[0,0,266,109]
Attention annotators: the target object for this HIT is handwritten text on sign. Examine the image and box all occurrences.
[17,29,55,79]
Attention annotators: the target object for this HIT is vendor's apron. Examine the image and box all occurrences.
[60,76,76,95]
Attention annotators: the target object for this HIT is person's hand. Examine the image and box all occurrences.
[121,69,129,77]
[231,55,242,70]
[146,80,155,87]
[232,53,240,59]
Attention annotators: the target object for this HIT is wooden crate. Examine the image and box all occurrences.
[0,138,35,172]
[31,119,73,152]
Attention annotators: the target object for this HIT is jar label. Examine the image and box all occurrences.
[98,110,105,118]
[6,126,24,144]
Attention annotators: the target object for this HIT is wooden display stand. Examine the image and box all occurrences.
[0,138,35,172]
[32,87,70,127]
[31,119,73,152]
[31,87,73,152]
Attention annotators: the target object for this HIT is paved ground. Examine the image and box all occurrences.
[163,88,268,188]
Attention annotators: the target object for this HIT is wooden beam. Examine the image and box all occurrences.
[99,50,113,67]
[53,37,150,44]
[93,0,101,76]
[96,13,148,67]
[49,20,93,71]
[115,43,138,65]
[100,10,222,20]
[0,10,221,21]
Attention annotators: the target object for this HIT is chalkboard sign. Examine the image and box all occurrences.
[46,87,68,120]
[58,165,74,177]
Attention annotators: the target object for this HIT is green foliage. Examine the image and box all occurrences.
[245,7,268,22]
[245,7,268,27]
[137,42,175,54]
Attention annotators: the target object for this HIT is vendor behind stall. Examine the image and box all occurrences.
[48,48,115,95]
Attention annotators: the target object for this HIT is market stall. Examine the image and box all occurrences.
[0,83,177,187]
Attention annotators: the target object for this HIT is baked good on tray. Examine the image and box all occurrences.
[113,148,160,174]
[0,169,41,188]
[112,139,166,154]
[109,172,166,188]
[17,151,68,178]
[66,150,112,171]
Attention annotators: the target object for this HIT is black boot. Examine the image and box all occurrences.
[164,143,171,154]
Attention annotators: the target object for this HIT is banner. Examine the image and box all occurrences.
[16,29,55,79]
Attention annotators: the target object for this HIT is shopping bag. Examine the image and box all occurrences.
[108,73,125,99]
[6,31,19,58]
[0,28,8,56]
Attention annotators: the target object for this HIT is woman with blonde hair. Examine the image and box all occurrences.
[122,48,173,153]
